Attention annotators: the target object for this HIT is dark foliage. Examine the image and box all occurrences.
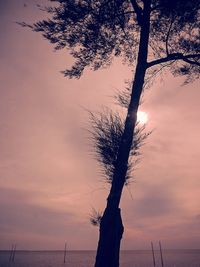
[89,108,150,184]
[90,208,102,227]
[20,0,200,80]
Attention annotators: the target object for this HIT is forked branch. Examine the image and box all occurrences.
[130,0,143,25]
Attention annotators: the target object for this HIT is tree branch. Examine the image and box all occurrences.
[165,17,174,56]
[147,53,200,68]
[182,58,200,67]
[130,0,143,25]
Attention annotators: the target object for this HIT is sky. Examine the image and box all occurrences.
[0,0,200,250]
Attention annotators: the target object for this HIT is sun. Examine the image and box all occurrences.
[137,111,148,124]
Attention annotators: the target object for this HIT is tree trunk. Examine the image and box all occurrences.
[94,1,151,267]
[94,207,124,267]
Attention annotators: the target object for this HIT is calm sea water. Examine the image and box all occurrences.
[0,250,200,267]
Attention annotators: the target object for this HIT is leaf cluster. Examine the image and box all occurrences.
[20,0,200,81]
[89,208,102,227]
[20,0,139,78]
[89,107,150,185]
[149,0,200,81]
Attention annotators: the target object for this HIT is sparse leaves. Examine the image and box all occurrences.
[90,208,102,227]
[89,106,150,185]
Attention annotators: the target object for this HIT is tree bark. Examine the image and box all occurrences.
[94,1,151,267]
[94,207,124,267]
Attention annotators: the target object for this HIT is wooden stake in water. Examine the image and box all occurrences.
[9,244,14,262]
[63,242,67,263]
[12,244,17,262]
[159,241,164,267]
[9,244,16,262]
[151,241,156,267]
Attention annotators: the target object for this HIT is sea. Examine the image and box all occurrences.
[0,250,200,267]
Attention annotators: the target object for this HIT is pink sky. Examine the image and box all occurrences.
[0,0,199,250]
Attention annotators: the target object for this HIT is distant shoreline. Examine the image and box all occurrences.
[1,249,200,253]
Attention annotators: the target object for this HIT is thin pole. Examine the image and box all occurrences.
[159,241,164,267]
[151,241,156,267]
[9,244,14,262]
[63,242,67,263]
[12,244,17,262]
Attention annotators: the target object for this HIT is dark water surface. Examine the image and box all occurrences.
[0,250,200,267]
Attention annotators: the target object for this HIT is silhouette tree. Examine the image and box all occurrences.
[88,104,149,266]
[20,1,200,266]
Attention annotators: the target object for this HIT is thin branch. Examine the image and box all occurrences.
[117,11,135,17]
[144,60,175,88]
[147,53,200,68]
[165,17,174,56]
[182,58,200,67]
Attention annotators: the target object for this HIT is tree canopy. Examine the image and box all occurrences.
[21,0,200,81]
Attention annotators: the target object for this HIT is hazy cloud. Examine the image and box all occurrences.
[0,0,199,250]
